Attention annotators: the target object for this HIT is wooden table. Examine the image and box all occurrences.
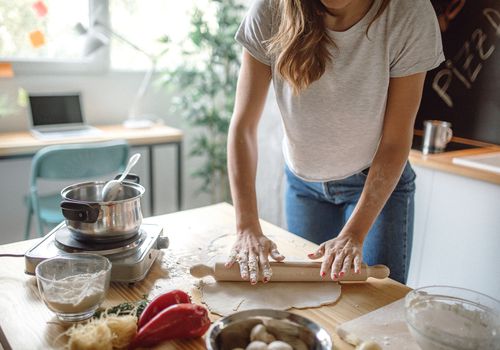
[0,204,410,349]
[0,124,184,213]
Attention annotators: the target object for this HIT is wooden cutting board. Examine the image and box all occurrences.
[336,298,420,349]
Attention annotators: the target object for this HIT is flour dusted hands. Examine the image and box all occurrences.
[226,229,285,284]
[308,233,363,280]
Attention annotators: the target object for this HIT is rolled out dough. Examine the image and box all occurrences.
[200,281,341,316]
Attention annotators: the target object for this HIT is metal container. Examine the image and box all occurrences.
[60,180,144,242]
[422,120,453,154]
[206,309,332,350]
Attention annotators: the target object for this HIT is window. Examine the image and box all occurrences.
[0,0,107,73]
[0,0,223,73]
[109,0,214,71]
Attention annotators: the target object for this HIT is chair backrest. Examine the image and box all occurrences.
[30,140,130,187]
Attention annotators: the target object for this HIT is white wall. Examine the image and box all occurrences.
[0,71,286,244]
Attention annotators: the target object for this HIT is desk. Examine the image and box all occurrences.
[0,203,410,349]
[0,124,184,214]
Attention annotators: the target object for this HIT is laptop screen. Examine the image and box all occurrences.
[29,94,84,127]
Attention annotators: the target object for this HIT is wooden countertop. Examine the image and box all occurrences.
[0,203,410,349]
[409,146,500,185]
[0,124,183,158]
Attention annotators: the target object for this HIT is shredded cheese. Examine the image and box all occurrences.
[65,314,137,350]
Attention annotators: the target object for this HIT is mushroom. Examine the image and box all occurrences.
[267,341,293,350]
[250,324,276,344]
[246,340,268,350]
[356,341,383,350]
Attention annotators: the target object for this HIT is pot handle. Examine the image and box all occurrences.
[60,201,100,223]
[114,173,140,184]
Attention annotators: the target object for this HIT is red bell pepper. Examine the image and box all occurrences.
[129,303,211,349]
[137,289,191,329]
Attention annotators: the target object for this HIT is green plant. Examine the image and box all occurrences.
[160,0,245,203]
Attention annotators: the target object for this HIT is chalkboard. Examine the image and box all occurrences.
[416,0,500,145]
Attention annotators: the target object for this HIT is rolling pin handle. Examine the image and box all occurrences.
[366,264,390,280]
[189,264,215,278]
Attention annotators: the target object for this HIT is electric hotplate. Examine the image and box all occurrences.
[25,222,169,283]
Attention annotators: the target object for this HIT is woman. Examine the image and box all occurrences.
[225,0,444,284]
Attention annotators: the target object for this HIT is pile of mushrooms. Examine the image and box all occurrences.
[232,319,309,350]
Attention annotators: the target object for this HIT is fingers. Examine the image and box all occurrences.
[225,249,238,268]
[308,244,325,260]
[269,242,285,262]
[353,255,362,274]
[259,250,272,283]
[330,251,346,280]
[238,251,249,281]
[248,253,259,285]
[320,250,334,278]
[340,255,353,278]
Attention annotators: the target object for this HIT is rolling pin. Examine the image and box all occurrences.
[190,262,390,282]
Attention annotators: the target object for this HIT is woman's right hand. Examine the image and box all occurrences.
[225,229,285,284]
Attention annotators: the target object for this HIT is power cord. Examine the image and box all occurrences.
[0,253,25,257]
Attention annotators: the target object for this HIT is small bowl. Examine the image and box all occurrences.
[206,309,332,350]
[405,286,500,350]
[35,253,111,322]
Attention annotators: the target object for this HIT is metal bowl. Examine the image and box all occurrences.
[206,309,332,350]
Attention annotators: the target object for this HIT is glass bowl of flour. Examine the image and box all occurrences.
[36,253,111,322]
[405,286,500,350]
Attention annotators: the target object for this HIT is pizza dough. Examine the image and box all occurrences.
[195,234,342,316]
[199,280,341,316]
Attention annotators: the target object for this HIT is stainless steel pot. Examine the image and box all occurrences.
[60,179,144,242]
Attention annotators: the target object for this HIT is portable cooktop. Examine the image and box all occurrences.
[25,222,169,283]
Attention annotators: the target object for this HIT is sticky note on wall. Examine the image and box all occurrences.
[32,1,48,17]
[29,30,45,48]
[0,63,14,78]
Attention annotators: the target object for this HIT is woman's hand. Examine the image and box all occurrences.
[225,229,285,284]
[307,233,363,280]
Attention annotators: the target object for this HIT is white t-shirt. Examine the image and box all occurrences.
[236,0,445,181]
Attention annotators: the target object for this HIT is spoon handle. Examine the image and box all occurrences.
[118,153,141,181]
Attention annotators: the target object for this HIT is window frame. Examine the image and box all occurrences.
[0,0,110,75]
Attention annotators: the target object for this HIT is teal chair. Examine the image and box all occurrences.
[25,140,130,239]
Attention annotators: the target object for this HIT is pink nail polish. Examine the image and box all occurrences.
[321,271,326,277]
[333,273,338,279]
[308,253,314,257]
[340,272,345,277]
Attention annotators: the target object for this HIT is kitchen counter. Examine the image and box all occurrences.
[409,146,500,185]
[0,203,410,349]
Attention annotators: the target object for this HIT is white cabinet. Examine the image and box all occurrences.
[407,164,500,300]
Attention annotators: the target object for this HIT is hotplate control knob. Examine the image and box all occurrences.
[157,235,169,249]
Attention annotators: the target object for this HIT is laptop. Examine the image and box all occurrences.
[28,93,102,140]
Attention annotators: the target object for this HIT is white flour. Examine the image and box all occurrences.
[43,272,106,314]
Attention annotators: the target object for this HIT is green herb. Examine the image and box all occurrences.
[93,297,149,319]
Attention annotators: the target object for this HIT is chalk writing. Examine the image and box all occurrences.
[432,8,499,108]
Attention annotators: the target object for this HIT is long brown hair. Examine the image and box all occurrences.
[267,0,390,94]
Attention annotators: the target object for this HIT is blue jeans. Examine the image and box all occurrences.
[285,162,416,284]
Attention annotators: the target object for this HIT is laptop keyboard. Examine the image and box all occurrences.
[32,127,103,140]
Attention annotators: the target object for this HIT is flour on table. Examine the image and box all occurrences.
[199,281,341,316]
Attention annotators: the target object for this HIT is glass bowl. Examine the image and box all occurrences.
[206,309,332,350]
[405,286,500,350]
[35,253,111,322]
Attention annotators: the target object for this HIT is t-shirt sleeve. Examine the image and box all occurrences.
[389,0,445,77]
[235,0,273,66]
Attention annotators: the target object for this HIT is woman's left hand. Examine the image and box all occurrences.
[307,233,364,280]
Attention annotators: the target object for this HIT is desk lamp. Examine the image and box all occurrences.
[75,21,158,129]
